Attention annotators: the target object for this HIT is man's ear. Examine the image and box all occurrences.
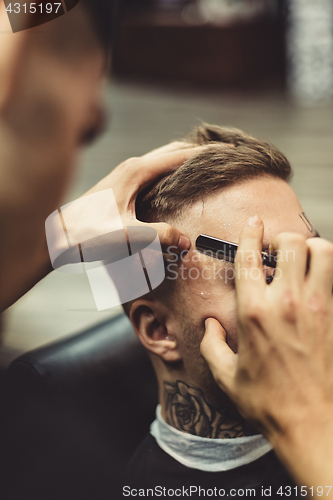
[130,300,182,363]
[0,5,30,112]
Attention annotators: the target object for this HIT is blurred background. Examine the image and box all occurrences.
[1,0,332,366]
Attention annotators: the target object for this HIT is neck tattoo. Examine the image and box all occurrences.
[163,380,247,439]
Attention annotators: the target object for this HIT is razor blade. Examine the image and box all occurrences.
[196,234,276,268]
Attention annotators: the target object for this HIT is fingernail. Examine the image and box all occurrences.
[178,235,191,252]
[248,216,262,227]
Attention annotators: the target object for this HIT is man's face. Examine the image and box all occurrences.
[165,176,315,380]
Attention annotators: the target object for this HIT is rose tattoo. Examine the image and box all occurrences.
[164,380,245,439]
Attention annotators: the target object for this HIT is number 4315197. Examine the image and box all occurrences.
[277,486,332,497]
[6,3,62,14]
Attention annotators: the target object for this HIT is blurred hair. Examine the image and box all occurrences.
[123,124,292,316]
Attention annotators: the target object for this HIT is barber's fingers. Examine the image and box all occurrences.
[234,217,266,301]
[141,141,192,159]
[116,147,205,196]
[268,233,308,289]
[142,141,233,160]
[306,238,333,297]
[200,318,237,394]
[135,146,205,191]
[149,221,191,253]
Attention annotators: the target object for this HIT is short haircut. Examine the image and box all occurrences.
[123,124,292,316]
[136,124,292,224]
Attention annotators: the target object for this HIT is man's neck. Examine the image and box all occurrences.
[161,379,256,439]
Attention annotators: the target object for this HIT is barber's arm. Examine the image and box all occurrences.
[201,217,333,497]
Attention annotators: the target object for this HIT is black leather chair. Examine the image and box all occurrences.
[0,313,158,500]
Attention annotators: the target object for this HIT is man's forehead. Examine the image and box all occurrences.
[182,177,315,245]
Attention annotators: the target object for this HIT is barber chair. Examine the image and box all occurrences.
[0,313,157,500]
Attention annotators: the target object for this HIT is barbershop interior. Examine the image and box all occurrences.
[0,0,333,499]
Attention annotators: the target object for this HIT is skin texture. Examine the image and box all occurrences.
[130,176,316,437]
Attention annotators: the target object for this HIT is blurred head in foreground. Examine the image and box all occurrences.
[0,1,112,307]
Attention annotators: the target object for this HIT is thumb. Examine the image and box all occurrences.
[149,222,191,253]
[200,318,237,394]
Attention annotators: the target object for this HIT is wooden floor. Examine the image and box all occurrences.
[1,80,332,366]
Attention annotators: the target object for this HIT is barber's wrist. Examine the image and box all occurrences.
[267,402,333,479]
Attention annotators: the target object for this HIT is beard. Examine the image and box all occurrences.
[179,314,231,405]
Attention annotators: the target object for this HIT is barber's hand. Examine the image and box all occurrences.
[50,142,201,270]
[82,142,199,253]
[201,217,333,490]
